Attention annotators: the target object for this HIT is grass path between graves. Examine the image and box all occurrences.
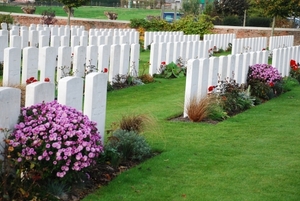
[83,77,300,201]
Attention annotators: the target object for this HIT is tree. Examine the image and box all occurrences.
[57,0,89,25]
[254,0,298,35]
[181,0,201,16]
[214,0,249,17]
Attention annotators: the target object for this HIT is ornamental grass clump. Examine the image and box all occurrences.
[7,100,103,182]
[247,63,283,100]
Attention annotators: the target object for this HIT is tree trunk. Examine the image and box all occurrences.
[67,6,72,26]
[271,16,275,37]
[243,9,246,27]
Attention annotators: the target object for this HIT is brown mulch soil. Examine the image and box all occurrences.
[68,161,139,200]
[168,113,221,124]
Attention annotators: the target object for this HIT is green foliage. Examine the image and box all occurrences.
[282,76,299,91]
[105,129,152,162]
[130,18,149,29]
[45,181,70,200]
[220,83,255,115]
[290,68,300,83]
[172,14,214,36]
[154,62,186,79]
[207,100,229,121]
[181,0,201,16]
[130,14,214,37]
[247,79,272,100]
[247,17,272,27]
[147,18,172,31]
[254,0,295,18]
[222,15,242,26]
[57,0,89,8]
[41,8,57,25]
[0,14,13,26]
[214,0,249,17]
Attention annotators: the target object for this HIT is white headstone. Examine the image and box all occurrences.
[25,82,55,107]
[73,46,87,78]
[22,47,39,84]
[58,76,84,111]
[3,47,21,86]
[57,46,72,80]
[84,72,108,142]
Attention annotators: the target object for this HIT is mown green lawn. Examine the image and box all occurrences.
[81,73,300,200]
[0,5,163,21]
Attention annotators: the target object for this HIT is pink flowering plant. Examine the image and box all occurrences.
[7,100,103,183]
[247,63,283,100]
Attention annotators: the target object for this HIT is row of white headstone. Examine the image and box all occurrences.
[2,42,140,87]
[1,23,139,44]
[0,23,140,63]
[231,37,268,54]
[231,35,294,55]
[0,72,108,152]
[183,45,300,117]
[203,33,235,51]
[144,31,200,49]
[149,40,213,75]
[146,31,294,60]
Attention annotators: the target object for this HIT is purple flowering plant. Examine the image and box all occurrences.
[247,63,282,85]
[247,64,283,100]
[8,100,103,181]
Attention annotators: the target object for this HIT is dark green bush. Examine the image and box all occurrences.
[247,17,272,27]
[0,14,13,27]
[222,16,242,26]
[105,129,152,163]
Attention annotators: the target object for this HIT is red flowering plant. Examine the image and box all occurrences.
[290,59,300,83]
[247,63,283,100]
[6,101,103,185]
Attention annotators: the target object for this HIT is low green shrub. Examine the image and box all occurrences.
[154,61,186,78]
[208,77,255,116]
[207,99,229,121]
[282,76,299,91]
[105,129,152,162]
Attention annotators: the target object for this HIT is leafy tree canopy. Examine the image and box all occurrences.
[181,0,201,16]
[254,0,294,18]
[57,0,89,8]
[214,0,249,17]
